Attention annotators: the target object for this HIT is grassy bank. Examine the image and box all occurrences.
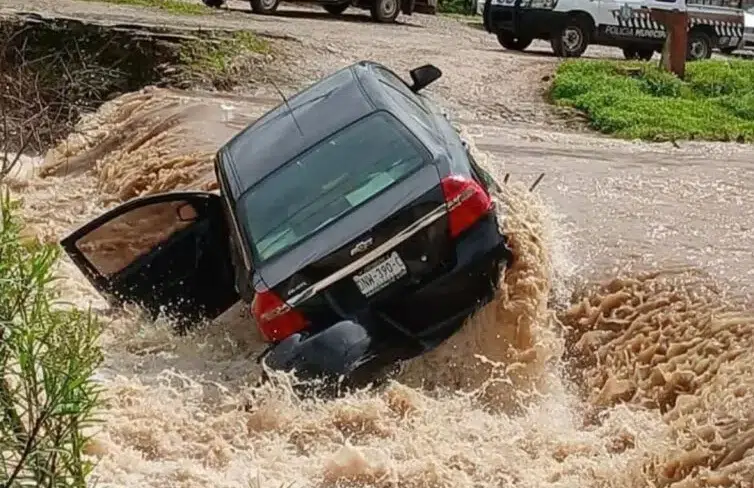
[439,0,474,14]
[80,0,209,15]
[174,31,271,90]
[550,59,754,142]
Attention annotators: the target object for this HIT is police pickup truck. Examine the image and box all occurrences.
[482,0,747,60]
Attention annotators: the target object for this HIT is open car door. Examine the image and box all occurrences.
[60,192,240,327]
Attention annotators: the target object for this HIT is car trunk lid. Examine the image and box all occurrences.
[259,163,453,330]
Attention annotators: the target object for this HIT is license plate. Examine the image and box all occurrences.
[353,252,407,297]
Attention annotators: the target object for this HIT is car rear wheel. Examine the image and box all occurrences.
[496,31,533,51]
[687,30,713,61]
[551,18,590,58]
[371,0,400,23]
[250,0,280,14]
[323,2,349,14]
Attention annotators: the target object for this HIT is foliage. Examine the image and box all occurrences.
[80,0,209,15]
[0,191,104,487]
[180,31,269,71]
[438,0,474,15]
[0,18,157,155]
[178,31,270,89]
[550,59,754,142]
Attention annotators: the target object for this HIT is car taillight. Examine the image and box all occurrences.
[441,175,493,238]
[251,289,307,342]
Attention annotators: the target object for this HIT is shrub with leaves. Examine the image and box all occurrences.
[550,59,754,142]
[0,191,104,488]
[438,0,473,14]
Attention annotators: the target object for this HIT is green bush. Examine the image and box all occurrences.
[550,59,754,142]
[438,0,472,14]
[0,190,104,487]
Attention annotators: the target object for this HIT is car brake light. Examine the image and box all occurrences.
[441,175,493,238]
[251,289,307,342]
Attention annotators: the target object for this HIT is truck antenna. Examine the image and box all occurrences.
[270,80,304,137]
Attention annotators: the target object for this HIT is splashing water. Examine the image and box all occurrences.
[10,87,754,488]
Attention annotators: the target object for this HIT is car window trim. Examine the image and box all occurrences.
[373,66,433,114]
[216,160,253,271]
[378,80,438,131]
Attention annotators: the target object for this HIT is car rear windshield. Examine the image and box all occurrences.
[238,111,428,263]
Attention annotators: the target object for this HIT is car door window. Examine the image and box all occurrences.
[74,200,196,277]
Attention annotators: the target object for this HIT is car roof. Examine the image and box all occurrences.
[216,60,434,200]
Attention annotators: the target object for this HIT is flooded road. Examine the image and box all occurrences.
[3,1,753,483]
[12,85,752,487]
[472,123,754,297]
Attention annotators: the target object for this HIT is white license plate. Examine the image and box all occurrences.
[353,252,407,297]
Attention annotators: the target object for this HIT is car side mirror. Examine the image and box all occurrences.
[409,64,442,93]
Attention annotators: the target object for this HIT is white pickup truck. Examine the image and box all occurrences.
[481,0,751,59]
[742,5,754,51]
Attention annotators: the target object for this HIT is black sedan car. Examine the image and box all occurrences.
[61,61,513,393]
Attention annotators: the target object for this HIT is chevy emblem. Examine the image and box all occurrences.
[350,237,374,256]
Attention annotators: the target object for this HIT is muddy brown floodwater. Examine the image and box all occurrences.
[4,3,754,487]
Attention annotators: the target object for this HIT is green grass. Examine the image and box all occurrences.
[179,31,269,78]
[550,59,754,142]
[80,0,210,15]
[438,0,473,15]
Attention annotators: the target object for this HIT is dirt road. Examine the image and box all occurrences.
[1,0,603,126]
[7,0,753,295]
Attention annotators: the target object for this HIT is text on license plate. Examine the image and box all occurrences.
[352,252,407,297]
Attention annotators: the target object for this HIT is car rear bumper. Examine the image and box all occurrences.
[259,212,513,391]
[374,211,512,351]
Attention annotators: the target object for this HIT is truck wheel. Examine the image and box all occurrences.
[371,0,400,22]
[687,30,713,61]
[551,18,590,58]
[323,2,349,14]
[497,31,533,51]
[249,0,280,14]
[202,0,224,6]
[636,48,653,60]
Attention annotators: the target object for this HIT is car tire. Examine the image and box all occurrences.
[202,0,224,6]
[622,45,637,59]
[249,0,280,14]
[323,2,349,14]
[496,31,533,51]
[550,17,590,58]
[636,48,653,61]
[687,30,713,61]
[371,0,400,23]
